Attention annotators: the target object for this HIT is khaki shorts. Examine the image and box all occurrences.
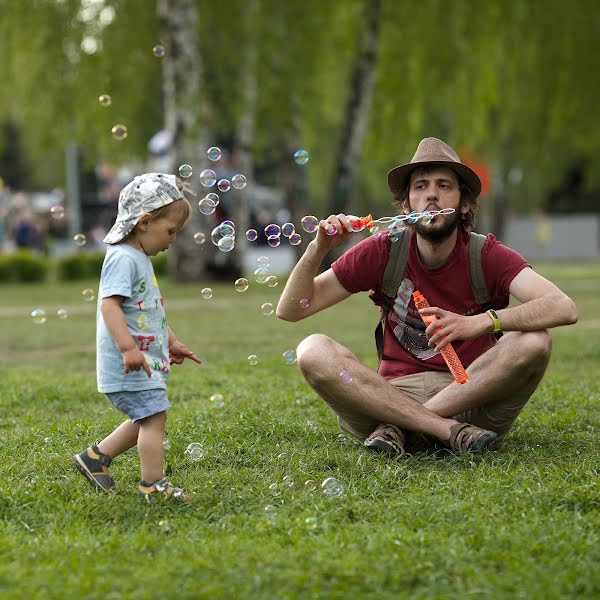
[338,371,531,448]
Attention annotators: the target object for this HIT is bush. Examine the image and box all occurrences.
[0,251,47,282]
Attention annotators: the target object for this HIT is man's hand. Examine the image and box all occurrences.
[122,348,153,377]
[314,214,355,252]
[419,307,491,351]
[168,340,202,365]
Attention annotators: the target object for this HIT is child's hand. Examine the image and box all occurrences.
[122,348,152,377]
[168,340,202,365]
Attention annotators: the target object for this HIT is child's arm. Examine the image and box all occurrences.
[101,296,152,377]
[167,326,202,365]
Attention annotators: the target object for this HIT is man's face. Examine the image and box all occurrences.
[406,166,465,243]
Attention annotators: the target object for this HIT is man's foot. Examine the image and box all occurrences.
[74,445,114,494]
[138,478,193,503]
[447,423,497,454]
[364,423,406,458]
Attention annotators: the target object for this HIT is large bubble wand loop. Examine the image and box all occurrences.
[336,208,456,235]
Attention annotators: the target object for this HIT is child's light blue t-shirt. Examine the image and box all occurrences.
[96,244,169,393]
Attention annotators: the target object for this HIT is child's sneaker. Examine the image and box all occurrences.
[138,478,192,503]
[74,445,114,494]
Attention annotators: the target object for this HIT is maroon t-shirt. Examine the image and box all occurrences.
[332,230,529,379]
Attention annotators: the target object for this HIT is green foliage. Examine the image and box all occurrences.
[0,251,46,282]
[56,252,106,281]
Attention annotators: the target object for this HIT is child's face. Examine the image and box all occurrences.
[136,214,182,256]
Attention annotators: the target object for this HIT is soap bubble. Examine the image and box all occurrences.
[324,223,337,236]
[31,309,47,324]
[198,197,218,213]
[340,370,353,383]
[158,519,170,533]
[193,232,206,245]
[178,164,193,178]
[264,224,281,237]
[205,192,219,204]
[217,179,231,192]
[247,354,258,366]
[321,477,344,498]
[246,229,258,242]
[98,94,112,107]
[73,233,87,246]
[111,124,128,141]
[210,393,223,403]
[254,267,269,284]
[283,350,297,365]
[257,256,270,268]
[207,146,221,161]
[268,483,279,494]
[199,169,217,187]
[265,504,277,520]
[217,235,235,252]
[304,516,318,530]
[201,287,213,300]
[234,278,249,292]
[50,205,65,220]
[307,420,317,432]
[281,223,295,237]
[294,149,309,165]
[277,453,286,460]
[266,275,278,287]
[299,298,309,309]
[82,288,95,302]
[231,174,247,189]
[162,439,171,450]
[301,216,319,233]
[289,233,302,246]
[211,222,235,246]
[152,44,166,58]
[267,235,280,248]
[304,479,317,490]
[185,442,204,461]
[57,308,68,319]
[283,475,294,486]
[261,302,274,316]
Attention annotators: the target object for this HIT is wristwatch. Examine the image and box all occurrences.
[486,309,502,333]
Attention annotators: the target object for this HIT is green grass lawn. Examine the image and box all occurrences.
[0,259,599,599]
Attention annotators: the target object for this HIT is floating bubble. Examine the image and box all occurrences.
[235,278,249,292]
[57,308,68,320]
[307,420,317,432]
[152,44,166,57]
[245,229,258,242]
[340,370,353,383]
[299,298,310,309]
[50,205,65,220]
[211,223,235,246]
[321,477,344,498]
[82,288,95,302]
[73,233,87,246]
[217,235,235,252]
[254,267,269,284]
[281,223,295,237]
[264,223,281,237]
[277,452,286,460]
[210,393,223,403]
[185,442,204,461]
[267,235,281,248]
[217,179,231,192]
[193,232,206,245]
[247,354,258,366]
[257,256,270,268]
[294,149,309,165]
[162,438,171,450]
[31,309,47,325]
[283,350,297,365]
[198,198,217,215]
[206,192,219,204]
[178,164,193,178]
[338,433,352,444]
[231,174,247,189]
[111,124,128,141]
[324,223,337,236]
[222,219,235,229]
[266,275,278,288]
[265,504,277,519]
[261,302,274,316]
[283,475,294,486]
[98,94,112,107]
[268,483,279,493]
[301,216,319,233]
[158,519,170,533]
[288,232,302,246]
[304,516,318,530]
[201,287,213,300]
[304,479,317,490]
[199,169,217,187]
[207,146,222,161]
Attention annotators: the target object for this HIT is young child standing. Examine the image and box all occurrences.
[75,173,201,501]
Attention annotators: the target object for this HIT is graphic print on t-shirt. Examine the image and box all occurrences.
[388,278,437,360]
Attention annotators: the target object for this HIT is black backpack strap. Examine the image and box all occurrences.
[467,232,491,307]
[375,228,411,364]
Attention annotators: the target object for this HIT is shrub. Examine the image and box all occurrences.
[0,251,47,282]
[57,252,105,281]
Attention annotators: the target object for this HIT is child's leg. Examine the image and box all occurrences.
[97,419,141,470]
[137,411,167,483]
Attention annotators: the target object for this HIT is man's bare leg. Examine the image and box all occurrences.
[296,334,460,442]
[423,331,552,417]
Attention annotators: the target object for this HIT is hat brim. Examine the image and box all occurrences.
[387,161,482,199]
[103,216,141,245]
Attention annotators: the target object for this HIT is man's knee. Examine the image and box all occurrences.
[296,334,335,379]
[513,330,552,370]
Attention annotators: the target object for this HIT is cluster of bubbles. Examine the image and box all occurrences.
[258,221,302,248]
[31,308,71,324]
[198,168,246,193]
[211,220,236,253]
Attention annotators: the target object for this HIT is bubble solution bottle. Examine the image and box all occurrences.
[412,290,469,385]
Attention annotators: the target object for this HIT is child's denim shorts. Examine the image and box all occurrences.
[105,389,170,422]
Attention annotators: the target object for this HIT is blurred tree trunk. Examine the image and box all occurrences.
[157,0,208,282]
[322,0,382,269]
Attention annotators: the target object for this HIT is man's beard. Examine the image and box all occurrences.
[409,207,461,243]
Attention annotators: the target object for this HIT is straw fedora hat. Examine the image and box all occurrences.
[387,137,482,199]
